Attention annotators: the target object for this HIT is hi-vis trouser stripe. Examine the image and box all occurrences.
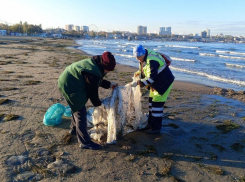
[149,102,152,112]
[152,112,163,117]
[149,97,165,118]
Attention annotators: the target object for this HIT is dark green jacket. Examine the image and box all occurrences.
[58,58,103,112]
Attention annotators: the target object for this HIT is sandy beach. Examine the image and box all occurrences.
[0,36,245,182]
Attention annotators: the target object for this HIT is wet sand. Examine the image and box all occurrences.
[0,36,245,182]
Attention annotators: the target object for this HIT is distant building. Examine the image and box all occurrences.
[206,28,210,37]
[166,27,171,33]
[159,27,165,32]
[159,26,171,35]
[81,26,89,32]
[143,26,147,34]
[113,34,122,39]
[73,26,80,31]
[0,30,7,36]
[193,33,200,38]
[106,33,114,39]
[200,28,210,38]
[201,30,207,38]
[137,25,147,35]
[65,24,73,31]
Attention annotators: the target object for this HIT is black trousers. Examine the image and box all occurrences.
[70,106,91,144]
[148,97,165,131]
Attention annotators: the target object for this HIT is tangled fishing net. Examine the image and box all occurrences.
[88,77,147,144]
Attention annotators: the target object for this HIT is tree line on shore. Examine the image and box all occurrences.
[0,21,43,34]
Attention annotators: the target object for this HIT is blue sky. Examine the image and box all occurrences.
[0,0,245,36]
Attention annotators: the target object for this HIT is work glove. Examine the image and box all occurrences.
[110,83,118,90]
[134,72,140,77]
[130,81,138,87]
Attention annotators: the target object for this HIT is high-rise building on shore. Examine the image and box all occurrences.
[137,25,147,35]
[159,26,171,35]
[81,26,89,32]
[73,26,80,31]
[206,28,210,37]
[166,27,171,33]
[160,27,165,32]
[201,28,210,38]
[65,24,73,31]
[143,26,147,35]
[201,30,207,38]
[65,25,90,32]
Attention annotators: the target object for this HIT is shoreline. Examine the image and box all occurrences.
[73,38,245,93]
[70,42,215,91]
[70,41,245,103]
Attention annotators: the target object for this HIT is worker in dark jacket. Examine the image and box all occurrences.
[58,52,117,150]
[131,45,174,134]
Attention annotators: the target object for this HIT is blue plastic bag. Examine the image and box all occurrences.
[43,103,66,126]
[64,106,72,117]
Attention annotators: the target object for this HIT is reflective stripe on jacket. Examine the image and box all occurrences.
[141,49,174,99]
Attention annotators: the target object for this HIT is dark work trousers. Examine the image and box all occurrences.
[70,106,91,145]
[148,97,165,131]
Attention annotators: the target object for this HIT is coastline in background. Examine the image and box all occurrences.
[76,39,245,91]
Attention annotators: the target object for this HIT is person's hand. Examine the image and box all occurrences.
[130,81,138,87]
[134,72,140,77]
[110,83,118,90]
[139,81,145,88]
[99,103,106,110]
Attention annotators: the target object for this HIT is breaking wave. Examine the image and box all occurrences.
[122,49,131,52]
[170,57,196,62]
[199,53,217,57]
[117,45,126,48]
[114,53,135,58]
[153,48,160,51]
[216,50,230,54]
[225,63,245,68]
[216,50,245,55]
[230,51,245,55]
[165,45,199,49]
[219,55,245,60]
[171,66,245,86]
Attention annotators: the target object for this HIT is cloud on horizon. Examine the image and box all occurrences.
[172,21,245,36]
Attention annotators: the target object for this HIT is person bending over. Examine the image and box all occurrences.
[58,52,118,149]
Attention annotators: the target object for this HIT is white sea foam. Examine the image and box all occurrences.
[216,50,245,56]
[199,53,217,57]
[229,51,245,55]
[114,53,135,58]
[170,57,196,62]
[216,50,230,54]
[171,66,245,86]
[225,63,245,68]
[122,49,130,52]
[153,48,160,51]
[165,45,199,49]
[219,55,245,60]
[125,42,138,46]
[117,45,126,48]
[85,45,107,49]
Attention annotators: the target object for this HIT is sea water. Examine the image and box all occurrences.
[76,39,245,91]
